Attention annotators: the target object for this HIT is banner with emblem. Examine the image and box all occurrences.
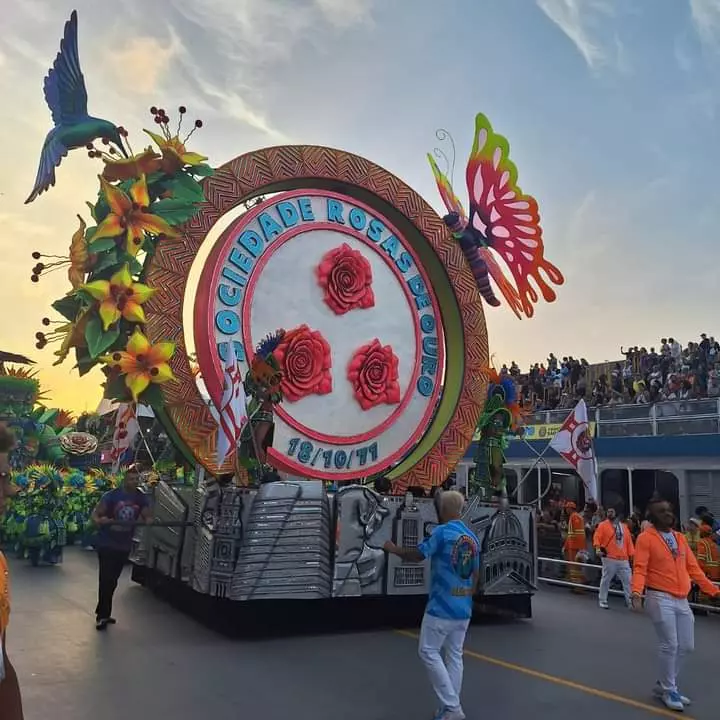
[549,399,598,502]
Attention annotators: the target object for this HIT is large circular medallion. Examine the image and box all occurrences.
[194,190,445,479]
[143,145,489,491]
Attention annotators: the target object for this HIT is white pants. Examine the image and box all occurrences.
[418,612,470,711]
[645,590,695,693]
[598,558,632,604]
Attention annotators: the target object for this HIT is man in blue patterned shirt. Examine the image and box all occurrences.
[385,490,480,720]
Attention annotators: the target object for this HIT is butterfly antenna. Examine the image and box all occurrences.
[434,128,457,186]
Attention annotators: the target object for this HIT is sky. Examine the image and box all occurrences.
[1,0,720,414]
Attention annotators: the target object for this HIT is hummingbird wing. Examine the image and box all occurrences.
[43,10,88,126]
[24,128,69,204]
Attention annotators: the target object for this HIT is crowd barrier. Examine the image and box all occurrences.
[538,556,720,614]
[523,398,720,438]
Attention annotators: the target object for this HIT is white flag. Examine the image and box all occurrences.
[111,403,139,472]
[549,399,598,502]
[216,342,249,466]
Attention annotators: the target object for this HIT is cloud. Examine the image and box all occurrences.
[689,0,720,47]
[536,0,615,70]
[313,0,375,28]
[105,32,184,96]
[190,74,289,140]
[674,34,694,70]
[0,36,49,70]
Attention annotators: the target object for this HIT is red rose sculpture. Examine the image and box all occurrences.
[347,339,401,411]
[274,324,333,402]
[317,243,375,315]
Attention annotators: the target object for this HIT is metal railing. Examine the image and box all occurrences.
[538,556,720,613]
[526,399,720,438]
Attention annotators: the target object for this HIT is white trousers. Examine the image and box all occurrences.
[645,590,695,694]
[598,558,632,604]
[418,612,470,711]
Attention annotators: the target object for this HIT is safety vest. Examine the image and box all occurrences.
[564,513,586,552]
[697,538,720,581]
[0,551,9,633]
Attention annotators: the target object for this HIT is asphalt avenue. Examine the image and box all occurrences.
[6,549,719,719]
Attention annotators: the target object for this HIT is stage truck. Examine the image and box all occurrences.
[27,12,565,622]
[128,476,537,618]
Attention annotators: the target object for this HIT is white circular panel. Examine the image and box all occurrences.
[195,190,446,479]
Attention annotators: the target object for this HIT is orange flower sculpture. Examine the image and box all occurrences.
[101,147,162,183]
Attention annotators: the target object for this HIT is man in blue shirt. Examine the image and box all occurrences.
[91,465,151,630]
[385,490,480,720]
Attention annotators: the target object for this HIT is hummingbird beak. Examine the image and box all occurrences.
[117,140,129,159]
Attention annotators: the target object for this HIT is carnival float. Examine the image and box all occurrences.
[23,11,564,617]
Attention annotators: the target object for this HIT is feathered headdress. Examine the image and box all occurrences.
[247,329,286,403]
[255,330,285,361]
[250,329,285,378]
[483,365,525,432]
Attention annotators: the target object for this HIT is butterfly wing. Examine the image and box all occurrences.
[476,247,524,319]
[427,153,468,222]
[465,113,564,318]
[428,153,506,306]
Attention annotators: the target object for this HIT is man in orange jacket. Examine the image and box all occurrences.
[593,507,634,609]
[631,496,720,712]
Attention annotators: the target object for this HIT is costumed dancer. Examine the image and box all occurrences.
[593,506,634,609]
[631,495,720,712]
[472,366,523,500]
[0,423,24,719]
[238,331,285,480]
[563,501,586,589]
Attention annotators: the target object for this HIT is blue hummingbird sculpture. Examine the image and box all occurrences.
[25,10,127,205]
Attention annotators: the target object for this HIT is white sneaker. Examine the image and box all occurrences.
[599,601,609,609]
[653,682,690,707]
[439,709,465,720]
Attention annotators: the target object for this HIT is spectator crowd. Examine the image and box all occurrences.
[499,333,720,411]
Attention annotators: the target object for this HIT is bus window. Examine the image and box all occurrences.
[601,469,630,516]
[632,470,680,520]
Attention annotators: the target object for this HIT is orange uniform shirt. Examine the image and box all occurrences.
[593,519,634,561]
[0,551,9,633]
[564,512,586,553]
[631,527,720,599]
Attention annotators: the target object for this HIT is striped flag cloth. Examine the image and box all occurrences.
[216,342,249,466]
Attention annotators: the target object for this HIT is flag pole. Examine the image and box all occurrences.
[133,403,156,467]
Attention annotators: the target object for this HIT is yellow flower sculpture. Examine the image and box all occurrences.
[101,328,175,401]
[52,309,91,366]
[94,175,178,256]
[68,215,90,289]
[82,264,155,330]
[145,130,207,174]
